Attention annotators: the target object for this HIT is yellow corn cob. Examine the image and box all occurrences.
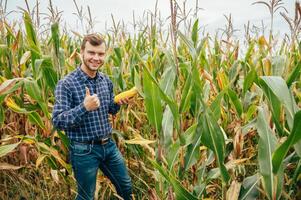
[114,87,138,103]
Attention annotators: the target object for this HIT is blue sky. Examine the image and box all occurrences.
[6,0,295,37]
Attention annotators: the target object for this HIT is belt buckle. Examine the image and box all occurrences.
[100,137,109,145]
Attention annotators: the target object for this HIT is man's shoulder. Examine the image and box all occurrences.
[59,69,79,85]
[98,73,111,85]
[99,72,111,82]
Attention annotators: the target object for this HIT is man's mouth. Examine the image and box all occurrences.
[90,62,100,66]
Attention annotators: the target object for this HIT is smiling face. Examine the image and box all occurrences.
[80,41,106,77]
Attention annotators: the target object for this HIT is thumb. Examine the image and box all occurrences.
[85,87,91,97]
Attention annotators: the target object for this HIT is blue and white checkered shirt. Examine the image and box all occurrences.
[52,67,120,142]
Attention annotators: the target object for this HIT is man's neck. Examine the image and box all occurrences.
[80,64,96,78]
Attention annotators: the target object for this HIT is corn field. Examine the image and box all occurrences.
[1,0,301,199]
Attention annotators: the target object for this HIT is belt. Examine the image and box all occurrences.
[74,137,110,145]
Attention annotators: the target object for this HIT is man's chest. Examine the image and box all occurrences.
[69,80,111,107]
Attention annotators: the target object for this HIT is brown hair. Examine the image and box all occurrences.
[81,33,105,50]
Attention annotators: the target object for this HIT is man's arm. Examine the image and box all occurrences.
[108,79,120,115]
[52,80,87,130]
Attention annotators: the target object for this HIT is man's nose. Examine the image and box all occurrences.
[93,54,102,60]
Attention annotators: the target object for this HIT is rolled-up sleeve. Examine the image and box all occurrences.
[52,80,87,130]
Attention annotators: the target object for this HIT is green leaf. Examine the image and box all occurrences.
[24,79,50,118]
[191,19,199,47]
[0,142,20,157]
[178,31,196,59]
[40,59,58,92]
[51,23,60,57]
[57,130,70,149]
[272,110,301,173]
[141,63,180,133]
[24,79,43,102]
[159,65,176,99]
[190,62,203,116]
[245,104,257,122]
[227,88,243,116]
[143,68,163,134]
[183,122,202,171]
[271,56,286,76]
[113,47,122,66]
[256,106,281,200]
[179,73,193,113]
[0,105,4,126]
[23,11,41,78]
[23,11,38,47]
[286,61,301,87]
[243,68,256,95]
[210,91,225,120]
[260,76,299,130]
[239,174,260,200]
[162,106,174,147]
[166,140,181,171]
[200,104,230,183]
[150,159,198,200]
[28,111,45,129]
[0,78,24,96]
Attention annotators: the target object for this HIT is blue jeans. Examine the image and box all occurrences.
[69,138,132,200]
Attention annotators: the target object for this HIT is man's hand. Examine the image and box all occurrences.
[116,97,130,105]
[84,87,100,111]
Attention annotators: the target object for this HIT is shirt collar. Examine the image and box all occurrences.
[76,66,104,83]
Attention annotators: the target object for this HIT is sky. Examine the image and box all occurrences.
[4,0,296,38]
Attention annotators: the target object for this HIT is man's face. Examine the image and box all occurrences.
[81,41,106,72]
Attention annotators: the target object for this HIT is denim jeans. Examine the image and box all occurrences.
[69,138,132,200]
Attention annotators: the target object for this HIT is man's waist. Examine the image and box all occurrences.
[72,135,112,145]
[66,127,112,141]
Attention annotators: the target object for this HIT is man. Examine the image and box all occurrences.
[52,34,132,200]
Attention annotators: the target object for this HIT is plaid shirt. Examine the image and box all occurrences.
[52,67,120,142]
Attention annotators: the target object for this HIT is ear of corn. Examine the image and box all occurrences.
[114,87,138,103]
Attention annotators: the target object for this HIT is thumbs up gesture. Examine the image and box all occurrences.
[84,87,100,111]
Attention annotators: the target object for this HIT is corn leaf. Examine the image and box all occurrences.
[141,63,180,133]
[150,159,198,200]
[272,110,301,173]
[260,76,299,130]
[143,68,163,134]
[200,104,230,183]
[159,65,176,99]
[256,106,282,200]
[0,142,20,157]
[183,122,201,171]
[162,105,174,147]
[28,111,45,129]
[227,88,243,117]
[239,174,260,200]
[5,97,30,113]
[51,23,60,57]
[179,73,193,113]
[0,162,23,170]
[0,78,24,95]
[191,19,199,47]
[286,61,301,87]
